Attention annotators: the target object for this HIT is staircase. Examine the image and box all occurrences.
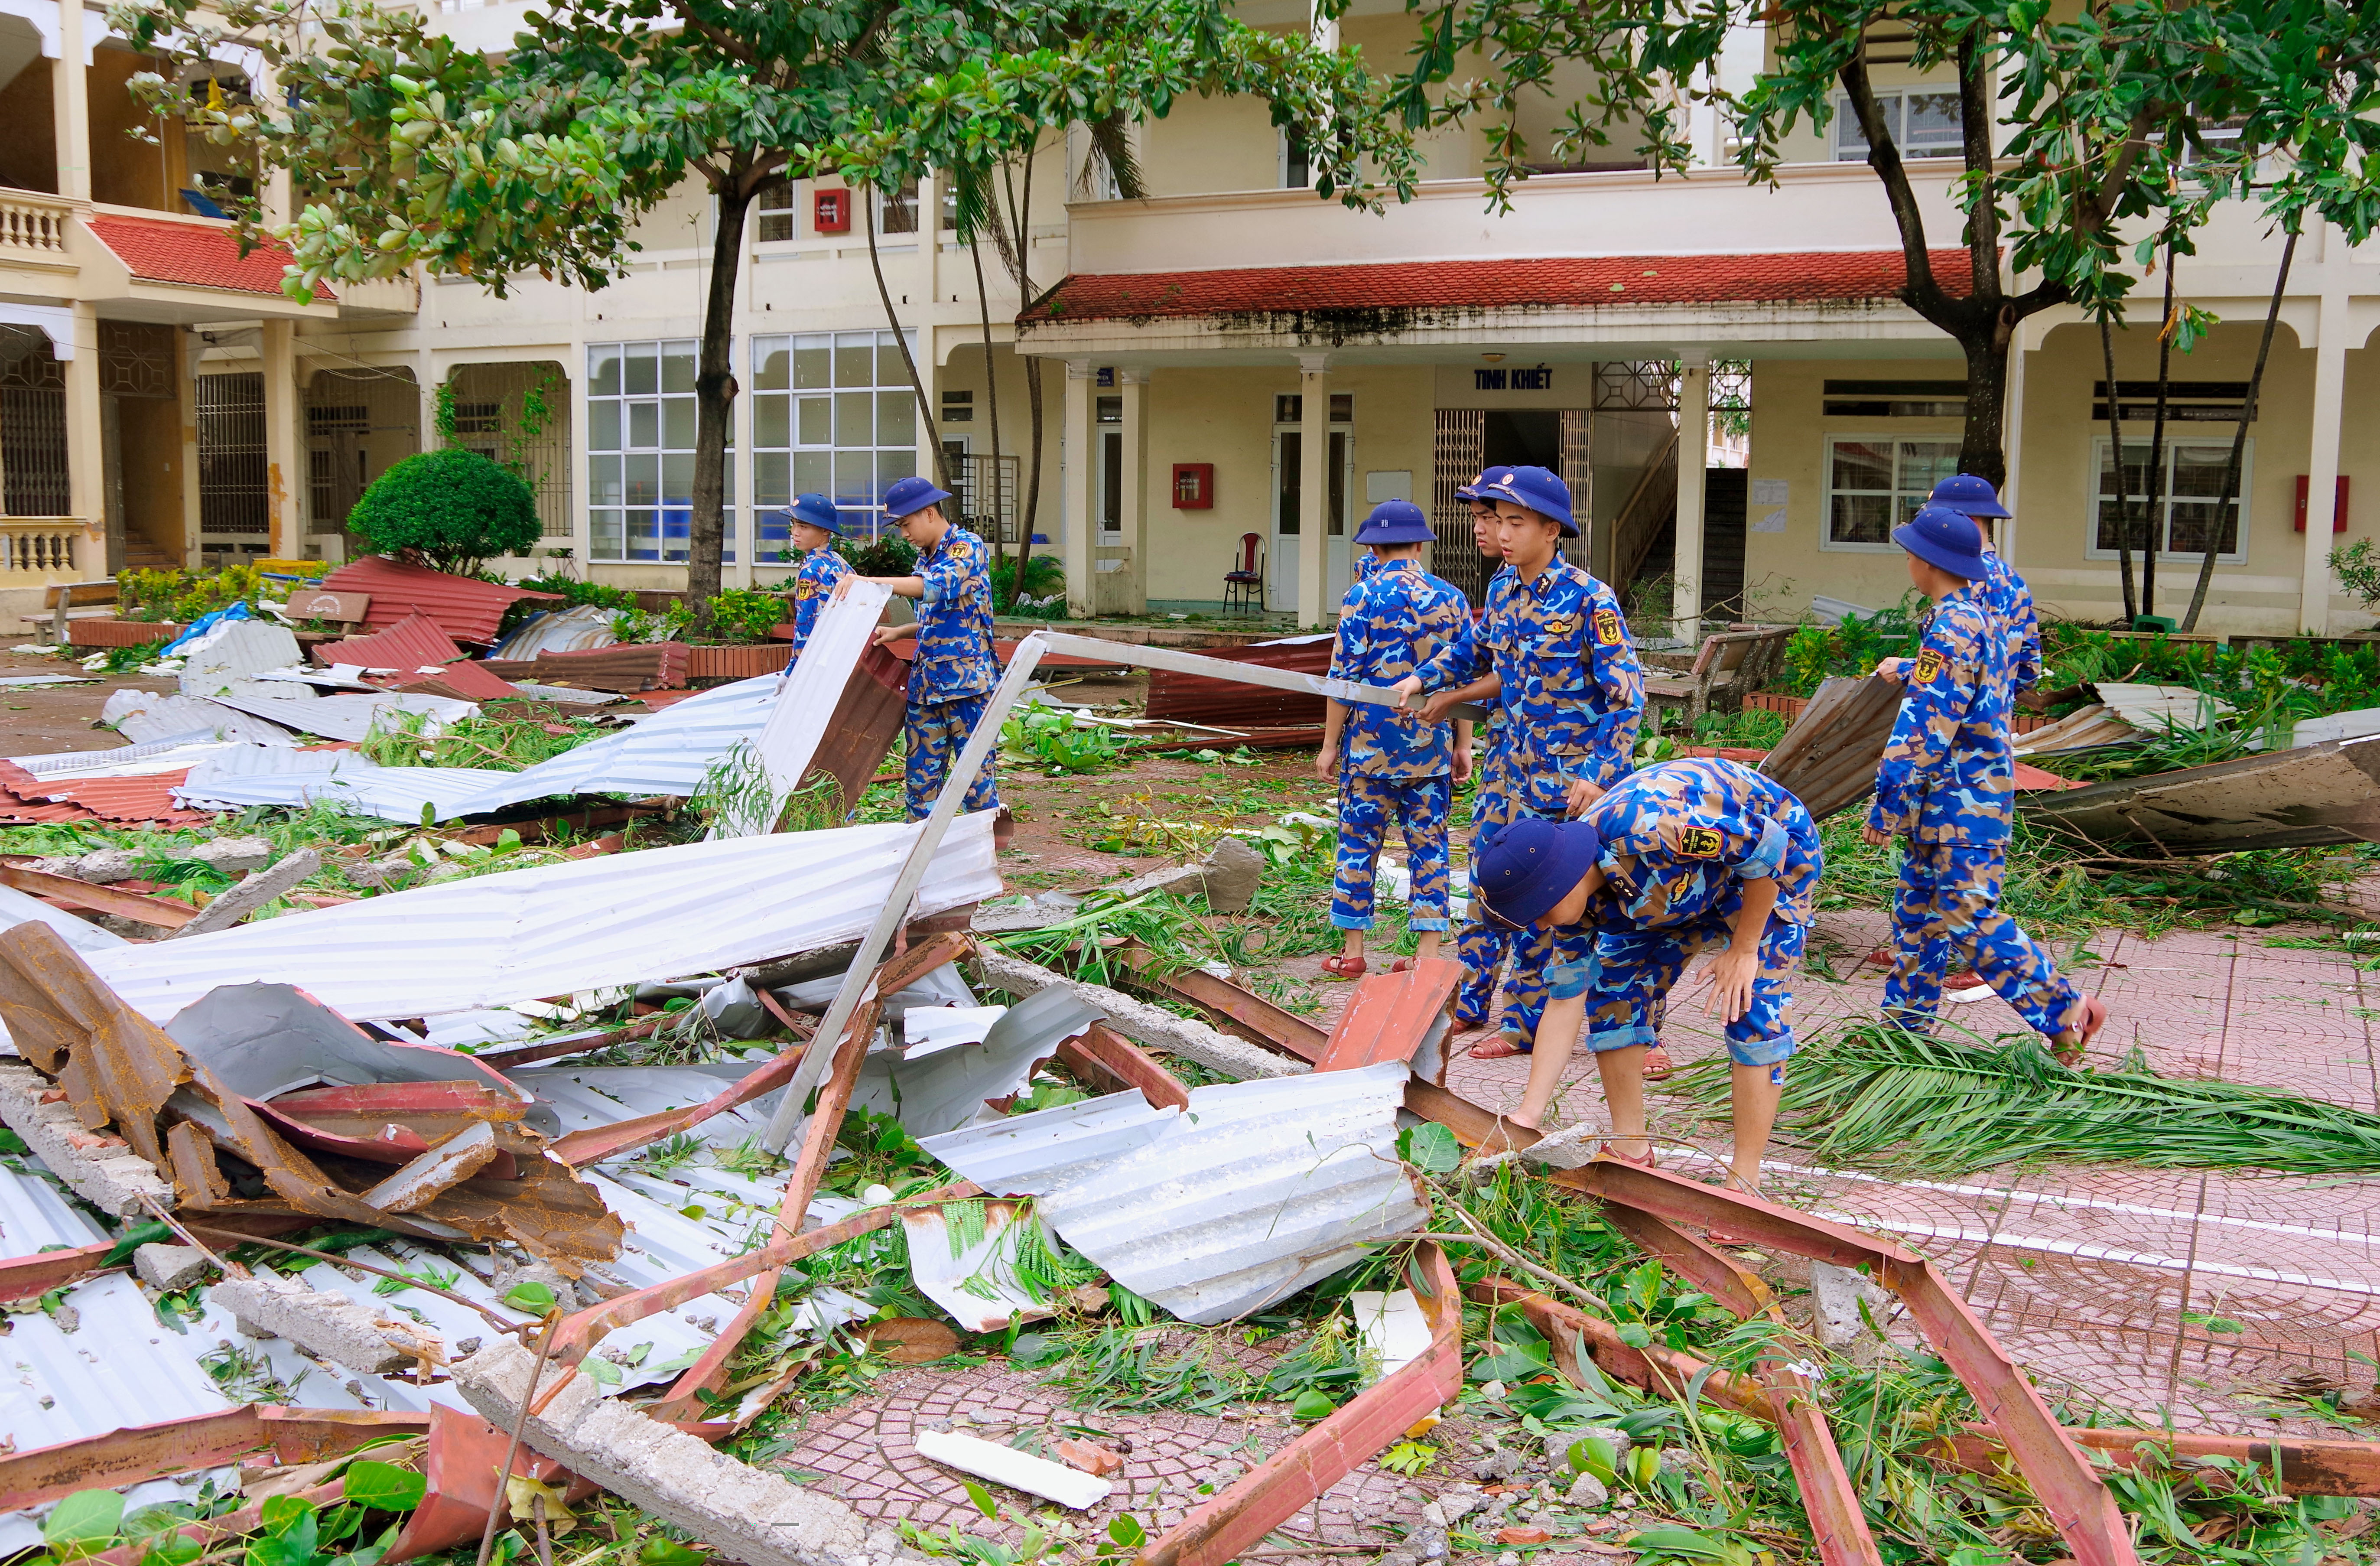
[120,536,179,573]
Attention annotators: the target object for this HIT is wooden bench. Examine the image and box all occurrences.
[42,580,119,644]
[1643,625,1793,727]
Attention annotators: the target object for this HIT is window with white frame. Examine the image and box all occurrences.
[878,183,920,236]
[754,179,797,243]
[1824,437,1960,548]
[749,330,920,559]
[1833,89,1963,161]
[1280,129,1310,189]
[2091,437,2248,561]
[586,341,732,564]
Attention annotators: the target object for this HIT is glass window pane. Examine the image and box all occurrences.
[662,453,693,504]
[1831,493,1892,545]
[588,400,621,452]
[794,451,831,493]
[586,454,621,506]
[1096,395,1122,424]
[625,508,659,562]
[628,400,659,449]
[754,337,790,393]
[798,396,832,446]
[835,334,875,387]
[590,509,623,561]
[663,398,696,451]
[754,452,790,508]
[878,390,915,447]
[834,449,875,506]
[624,344,657,396]
[1830,440,1890,494]
[588,345,621,397]
[625,453,659,506]
[1904,91,1964,155]
[1896,440,1960,498]
[662,343,697,394]
[757,212,792,244]
[794,336,831,390]
[836,391,873,447]
[754,393,789,450]
[2170,444,2231,498]
[876,450,915,493]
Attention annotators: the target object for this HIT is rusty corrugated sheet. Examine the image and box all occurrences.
[394,660,523,703]
[0,762,210,825]
[1757,674,1902,821]
[1144,641,1332,727]
[2019,733,2380,855]
[1313,957,1460,1073]
[809,642,907,811]
[316,612,467,672]
[319,556,562,645]
[484,643,690,692]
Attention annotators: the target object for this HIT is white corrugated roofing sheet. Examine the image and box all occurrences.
[0,1159,107,1260]
[205,691,475,744]
[720,581,887,837]
[0,883,130,956]
[920,1060,1426,1324]
[88,812,1001,1021]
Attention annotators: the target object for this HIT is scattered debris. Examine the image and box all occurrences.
[914,1428,1113,1509]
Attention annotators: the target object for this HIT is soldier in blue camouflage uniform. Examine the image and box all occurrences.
[1470,756,1818,1200]
[1864,504,2105,1058]
[1451,472,1518,1020]
[1926,473,2041,693]
[833,475,1002,821]
[1393,466,1645,1058]
[1317,500,1473,978]
[781,492,853,668]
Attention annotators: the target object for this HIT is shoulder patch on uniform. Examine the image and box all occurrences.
[1913,647,1947,684]
[1678,824,1724,859]
[1593,607,1622,646]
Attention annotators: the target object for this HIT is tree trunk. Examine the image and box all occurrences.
[1956,331,2009,489]
[2182,229,2297,632]
[2099,315,2139,625]
[2139,241,2179,622]
[865,192,949,510]
[686,178,751,611]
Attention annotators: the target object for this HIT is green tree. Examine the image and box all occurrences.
[117,0,1418,614]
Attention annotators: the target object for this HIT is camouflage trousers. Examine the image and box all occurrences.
[903,692,1002,822]
[1453,734,1519,1026]
[1884,840,2078,1039]
[1544,915,1803,1069]
[1330,772,1453,932]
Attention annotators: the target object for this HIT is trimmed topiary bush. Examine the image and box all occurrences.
[348,447,541,575]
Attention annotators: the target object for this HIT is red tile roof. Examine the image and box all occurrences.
[319,556,563,646]
[1020,249,1978,324]
[84,213,331,301]
[317,611,467,673]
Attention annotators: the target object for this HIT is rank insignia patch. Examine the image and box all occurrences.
[1912,648,1946,684]
[1680,825,1724,858]
[1592,607,1622,646]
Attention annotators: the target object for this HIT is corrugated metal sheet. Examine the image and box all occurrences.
[1144,641,1332,727]
[919,1060,1425,1324]
[319,557,563,646]
[317,612,468,672]
[2019,733,2380,856]
[2011,703,2140,756]
[0,883,131,956]
[484,645,688,693]
[492,604,619,660]
[2095,682,2222,732]
[0,1274,236,1453]
[1757,674,1903,821]
[89,812,1003,1021]
[204,692,475,744]
[177,621,309,702]
[173,749,503,820]
[507,683,622,707]
[0,1159,108,1260]
[399,661,522,703]
[101,691,301,748]
[0,765,211,825]
[719,581,888,836]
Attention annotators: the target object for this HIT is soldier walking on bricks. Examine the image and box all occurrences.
[779,492,852,667]
[832,474,1003,822]
[1469,758,1819,1225]
[1316,500,1474,979]
[1864,503,2107,1061]
[1392,465,1645,1063]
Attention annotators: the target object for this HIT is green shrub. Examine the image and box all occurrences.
[838,534,918,576]
[993,552,1066,612]
[348,447,540,574]
[116,564,263,623]
[707,588,787,642]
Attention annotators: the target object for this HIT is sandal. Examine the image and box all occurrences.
[1600,1143,1656,1169]
[1388,957,1415,974]
[1467,1033,1533,1059]
[1319,954,1366,980]
[1641,1045,1675,1079]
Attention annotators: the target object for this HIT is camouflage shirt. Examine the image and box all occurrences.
[1976,550,2041,692]
[1867,589,2013,845]
[1583,757,1822,929]
[910,525,1000,703]
[785,547,852,663]
[1328,560,1468,778]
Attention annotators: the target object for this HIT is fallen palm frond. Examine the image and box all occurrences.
[1660,1026,2380,1176]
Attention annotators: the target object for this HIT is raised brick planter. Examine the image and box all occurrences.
[684,642,788,680]
[68,619,178,648]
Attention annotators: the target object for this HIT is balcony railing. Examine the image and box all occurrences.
[0,520,80,576]
[0,193,72,261]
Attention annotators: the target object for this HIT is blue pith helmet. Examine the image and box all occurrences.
[1478,465,1577,537]
[1893,503,1987,580]
[1928,473,2012,520]
[1355,498,1434,546]
[785,492,841,537]
[1473,816,1604,928]
[1455,469,1492,502]
[883,474,954,521]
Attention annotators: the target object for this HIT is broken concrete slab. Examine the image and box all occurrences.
[0,1060,175,1216]
[1809,1260,1893,1364]
[189,837,275,875]
[453,1335,907,1566]
[975,950,1303,1084]
[358,1120,501,1213]
[27,848,143,884]
[1103,835,1265,915]
[211,1271,444,1377]
[166,849,322,940]
[133,1243,211,1292]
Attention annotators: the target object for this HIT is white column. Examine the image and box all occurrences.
[2304,291,2349,635]
[1998,324,2029,564]
[1062,358,1095,619]
[261,319,299,558]
[52,0,87,202]
[177,328,202,566]
[1308,0,1339,52]
[1672,353,1710,641]
[1297,353,1330,627]
[1118,367,1149,615]
[63,303,99,563]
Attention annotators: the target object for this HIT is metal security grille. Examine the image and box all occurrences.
[1560,407,1593,571]
[197,371,269,536]
[0,326,68,518]
[1594,361,1681,412]
[304,368,420,535]
[950,452,1019,544]
[445,359,564,537]
[450,362,571,537]
[1431,408,1486,606]
[99,322,176,400]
